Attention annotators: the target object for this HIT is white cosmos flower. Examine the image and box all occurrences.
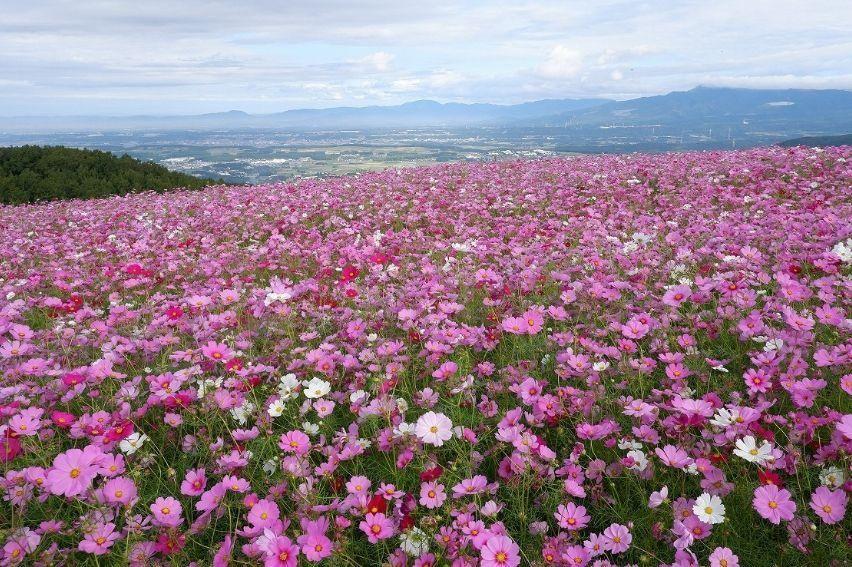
[302,377,331,399]
[262,459,279,475]
[119,432,149,455]
[302,421,320,436]
[393,422,414,437]
[350,390,367,404]
[693,492,725,524]
[399,527,430,556]
[733,435,774,464]
[627,449,649,471]
[414,411,453,447]
[820,466,845,489]
[267,399,285,418]
[710,408,737,428]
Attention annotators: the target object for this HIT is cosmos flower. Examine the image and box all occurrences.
[753,484,796,524]
[414,411,453,447]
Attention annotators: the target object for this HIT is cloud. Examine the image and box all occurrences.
[536,45,583,79]
[356,52,395,72]
[0,0,849,114]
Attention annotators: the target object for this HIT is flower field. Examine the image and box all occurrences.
[1,146,850,566]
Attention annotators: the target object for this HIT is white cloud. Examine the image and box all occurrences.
[536,45,583,79]
[0,0,849,114]
[357,51,394,72]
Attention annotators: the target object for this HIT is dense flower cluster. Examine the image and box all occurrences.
[0,146,850,566]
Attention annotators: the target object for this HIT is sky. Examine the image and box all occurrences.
[2,0,851,116]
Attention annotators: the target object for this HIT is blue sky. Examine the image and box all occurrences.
[2,0,850,115]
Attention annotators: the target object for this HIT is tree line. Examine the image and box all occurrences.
[0,145,217,204]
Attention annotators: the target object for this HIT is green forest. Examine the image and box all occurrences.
[0,145,216,204]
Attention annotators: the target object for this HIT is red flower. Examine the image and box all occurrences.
[366,494,387,515]
[758,469,783,487]
[420,465,444,482]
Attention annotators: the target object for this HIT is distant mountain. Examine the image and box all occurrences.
[0,98,609,132]
[529,86,852,131]
[2,88,849,152]
[778,133,852,147]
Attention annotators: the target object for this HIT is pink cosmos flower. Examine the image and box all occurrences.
[103,476,137,506]
[655,445,693,469]
[264,534,299,567]
[501,316,529,335]
[151,496,183,527]
[601,523,631,554]
[452,475,488,498]
[708,547,739,567]
[663,285,691,307]
[419,481,447,509]
[555,502,591,530]
[279,430,311,455]
[46,447,101,497]
[8,408,43,437]
[298,518,333,562]
[753,484,796,524]
[345,475,371,496]
[480,534,520,567]
[521,309,544,334]
[78,522,120,555]
[560,544,588,566]
[359,512,394,543]
[181,468,207,496]
[809,486,847,524]
[248,499,280,528]
[201,340,234,362]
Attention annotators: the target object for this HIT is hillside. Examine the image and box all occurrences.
[0,145,216,204]
[778,133,852,147]
[0,147,850,565]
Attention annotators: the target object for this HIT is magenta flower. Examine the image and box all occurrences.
[279,430,311,455]
[103,476,137,506]
[753,484,796,524]
[201,340,234,362]
[501,316,528,335]
[151,496,184,527]
[419,481,447,509]
[601,523,631,554]
[655,445,693,469]
[708,547,739,567]
[264,535,299,567]
[181,468,207,496]
[359,512,394,543]
[555,502,591,531]
[480,534,520,567]
[248,499,280,528]
[46,448,100,497]
[78,522,120,555]
[345,475,371,496]
[809,486,847,524]
[452,475,488,498]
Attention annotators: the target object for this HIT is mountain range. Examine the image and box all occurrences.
[1,87,850,145]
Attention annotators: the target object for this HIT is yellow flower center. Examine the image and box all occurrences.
[69,468,80,479]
